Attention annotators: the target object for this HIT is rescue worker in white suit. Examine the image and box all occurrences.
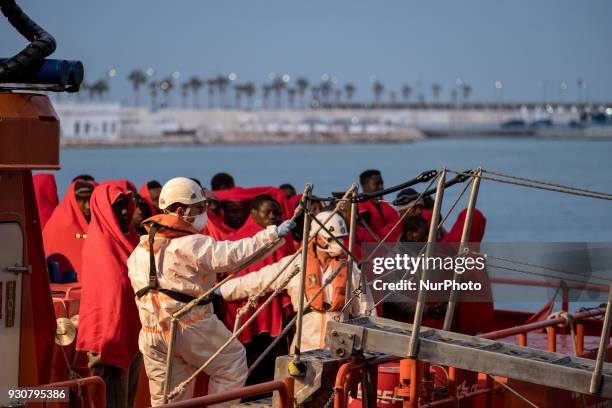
[218,211,376,352]
[127,177,295,406]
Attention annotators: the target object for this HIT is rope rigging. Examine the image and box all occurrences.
[483,169,612,198]
[343,170,473,315]
[487,263,607,287]
[165,184,358,401]
[474,251,611,284]
[448,169,612,201]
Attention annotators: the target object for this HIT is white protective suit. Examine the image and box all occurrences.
[127,226,281,406]
[219,253,376,352]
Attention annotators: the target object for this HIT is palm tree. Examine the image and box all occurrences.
[344,83,356,104]
[243,82,256,110]
[262,84,273,109]
[92,79,109,100]
[311,86,321,107]
[450,89,458,106]
[373,81,384,106]
[207,78,217,109]
[180,82,190,108]
[234,84,243,109]
[159,77,174,108]
[334,89,342,106]
[216,75,229,108]
[296,77,309,108]
[188,77,204,108]
[272,78,285,108]
[127,69,147,107]
[149,81,158,110]
[81,82,94,101]
[462,84,472,102]
[287,87,297,109]
[320,81,332,105]
[431,83,442,103]
[389,91,397,106]
[402,85,412,103]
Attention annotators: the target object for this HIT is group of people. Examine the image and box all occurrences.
[32,169,489,407]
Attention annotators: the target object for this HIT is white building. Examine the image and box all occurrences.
[55,102,121,140]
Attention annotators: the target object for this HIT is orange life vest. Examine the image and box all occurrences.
[138,213,198,252]
[135,214,213,306]
[305,242,348,312]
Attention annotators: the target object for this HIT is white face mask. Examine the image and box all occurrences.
[187,212,208,231]
[318,239,344,257]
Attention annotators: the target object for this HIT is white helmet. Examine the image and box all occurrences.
[310,211,348,240]
[158,177,205,210]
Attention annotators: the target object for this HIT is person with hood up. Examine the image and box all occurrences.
[127,177,295,406]
[42,179,94,279]
[76,181,142,407]
[33,173,59,229]
[218,211,376,352]
[139,180,162,215]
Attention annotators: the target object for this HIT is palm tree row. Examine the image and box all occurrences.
[80,79,110,100]
[123,68,475,110]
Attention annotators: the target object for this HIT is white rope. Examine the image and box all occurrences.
[248,260,348,374]
[166,185,357,401]
[488,375,539,408]
[231,185,358,334]
[362,176,473,314]
[473,251,610,284]
[339,173,442,315]
[483,169,612,198]
[448,169,612,201]
[487,263,606,286]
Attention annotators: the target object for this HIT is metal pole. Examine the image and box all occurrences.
[589,283,612,394]
[163,317,179,403]
[344,186,358,320]
[292,184,313,367]
[443,168,481,331]
[407,169,446,358]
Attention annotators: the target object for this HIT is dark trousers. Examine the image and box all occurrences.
[243,334,288,402]
[88,352,143,408]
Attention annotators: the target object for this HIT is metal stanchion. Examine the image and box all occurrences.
[589,283,612,393]
[407,169,445,358]
[289,184,313,376]
[344,186,358,320]
[443,167,482,331]
[162,318,178,404]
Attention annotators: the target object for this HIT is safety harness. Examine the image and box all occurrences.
[135,222,214,306]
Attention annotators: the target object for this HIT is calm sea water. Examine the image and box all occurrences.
[55,139,612,242]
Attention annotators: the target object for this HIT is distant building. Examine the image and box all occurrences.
[55,102,121,140]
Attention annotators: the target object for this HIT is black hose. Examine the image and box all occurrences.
[352,169,438,203]
[0,0,56,82]
[329,170,439,203]
[393,169,475,206]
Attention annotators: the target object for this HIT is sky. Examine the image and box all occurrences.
[2,0,611,105]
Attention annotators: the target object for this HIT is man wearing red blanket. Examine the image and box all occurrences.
[357,169,401,242]
[225,194,296,386]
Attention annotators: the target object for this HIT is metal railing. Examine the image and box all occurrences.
[45,376,106,407]
[154,379,293,408]
[481,307,606,354]
[490,277,608,313]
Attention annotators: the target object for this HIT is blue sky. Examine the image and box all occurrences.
[2,0,611,104]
